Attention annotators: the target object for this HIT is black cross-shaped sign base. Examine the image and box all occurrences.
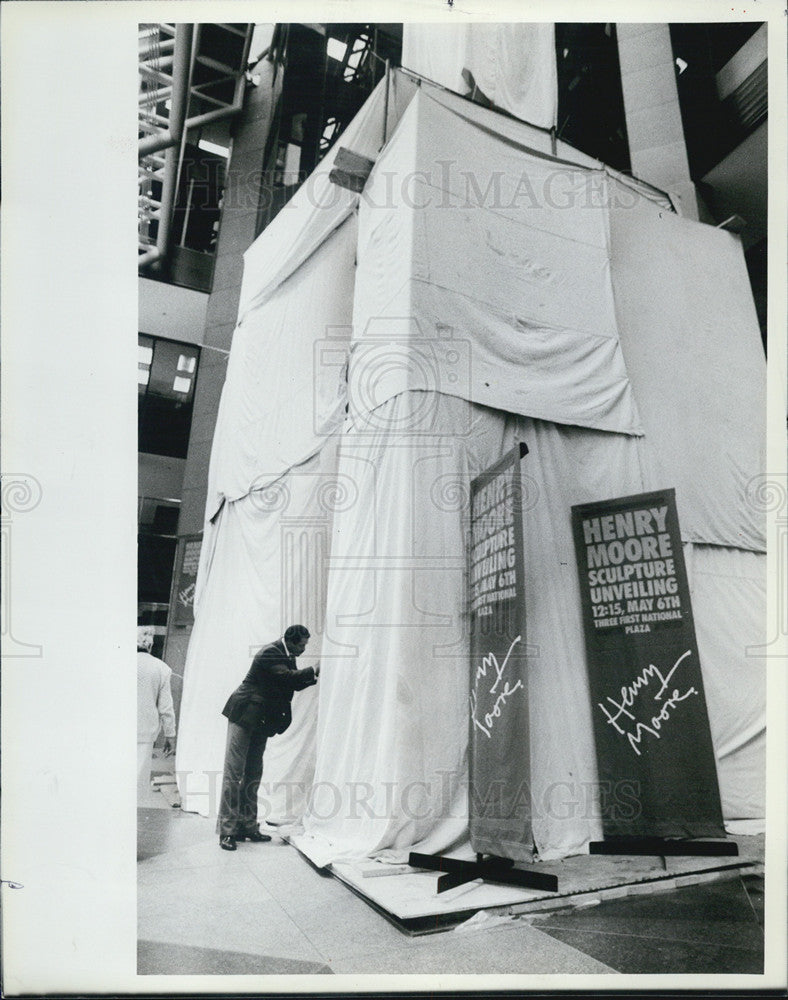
[408,852,559,894]
[589,837,739,857]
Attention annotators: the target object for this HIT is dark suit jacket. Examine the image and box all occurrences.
[222,639,317,736]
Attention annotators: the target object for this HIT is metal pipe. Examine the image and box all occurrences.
[139,166,165,181]
[140,54,174,74]
[183,105,240,131]
[139,85,173,107]
[180,177,196,245]
[187,22,252,129]
[139,23,193,156]
[154,25,199,263]
[151,145,179,255]
[139,37,175,60]
[139,23,254,272]
[236,22,254,96]
[139,111,170,128]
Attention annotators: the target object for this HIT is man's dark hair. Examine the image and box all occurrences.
[284,624,310,643]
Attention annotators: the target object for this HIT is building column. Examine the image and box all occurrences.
[617,23,701,219]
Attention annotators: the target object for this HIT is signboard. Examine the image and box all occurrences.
[571,489,724,838]
[468,442,532,860]
[171,534,202,627]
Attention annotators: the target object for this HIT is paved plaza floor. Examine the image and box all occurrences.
[138,768,764,978]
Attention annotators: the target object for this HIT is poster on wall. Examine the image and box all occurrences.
[571,488,724,839]
[468,442,532,860]
[171,534,202,627]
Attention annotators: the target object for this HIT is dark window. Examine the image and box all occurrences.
[172,143,228,255]
[138,534,178,605]
[141,145,227,294]
[138,498,180,608]
[138,334,200,459]
[670,23,766,180]
[705,22,762,73]
[138,604,170,628]
[555,24,630,173]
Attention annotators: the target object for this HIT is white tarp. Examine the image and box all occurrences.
[293,401,766,860]
[178,444,341,821]
[206,218,356,519]
[180,222,359,818]
[413,80,672,210]
[351,89,642,436]
[401,22,557,129]
[610,204,766,551]
[223,72,661,518]
[688,544,766,829]
[178,70,765,860]
[299,399,646,862]
[296,94,765,861]
[238,72,417,318]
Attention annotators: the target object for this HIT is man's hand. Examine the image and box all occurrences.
[163,737,176,757]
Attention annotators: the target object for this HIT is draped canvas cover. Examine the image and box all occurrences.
[688,544,766,832]
[351,90,642,436]
[178,222,356,817]
[609,205,766,551]
[238,72,418,317]
[177,445,339,822]
[297,402,649,864]
[177,68,766,861]
[206,218,357,519]
[401,22,558,129]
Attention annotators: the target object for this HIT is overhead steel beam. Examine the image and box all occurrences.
[139,23,254,270]
[139,23,193,157]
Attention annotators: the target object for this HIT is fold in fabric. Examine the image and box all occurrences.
[350,90,642,437]
[689,543,765,825]
[207,218,356,516]
[178,443,343,819]
[180,70,766,861]
[610,203,766,551]
[402,22,558,129]
[239,72,418,317]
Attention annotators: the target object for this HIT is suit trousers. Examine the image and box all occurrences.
[216,720,268,837]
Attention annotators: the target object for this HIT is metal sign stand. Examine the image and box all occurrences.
[409,851,559,894]
[589,837,738,857]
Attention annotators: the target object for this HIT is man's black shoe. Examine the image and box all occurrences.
[239,830,272,843]
[219,835,237,851]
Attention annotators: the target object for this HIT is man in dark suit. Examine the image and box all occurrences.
[217,624,319,851]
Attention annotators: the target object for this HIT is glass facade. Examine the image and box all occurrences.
[138,334,201,627]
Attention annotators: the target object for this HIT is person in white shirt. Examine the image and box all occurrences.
[137,626,176,801]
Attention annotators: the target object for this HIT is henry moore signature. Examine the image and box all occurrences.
[597,650,698,756]
[470,635,524,739]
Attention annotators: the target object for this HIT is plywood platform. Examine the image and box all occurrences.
[290,833,764,935]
